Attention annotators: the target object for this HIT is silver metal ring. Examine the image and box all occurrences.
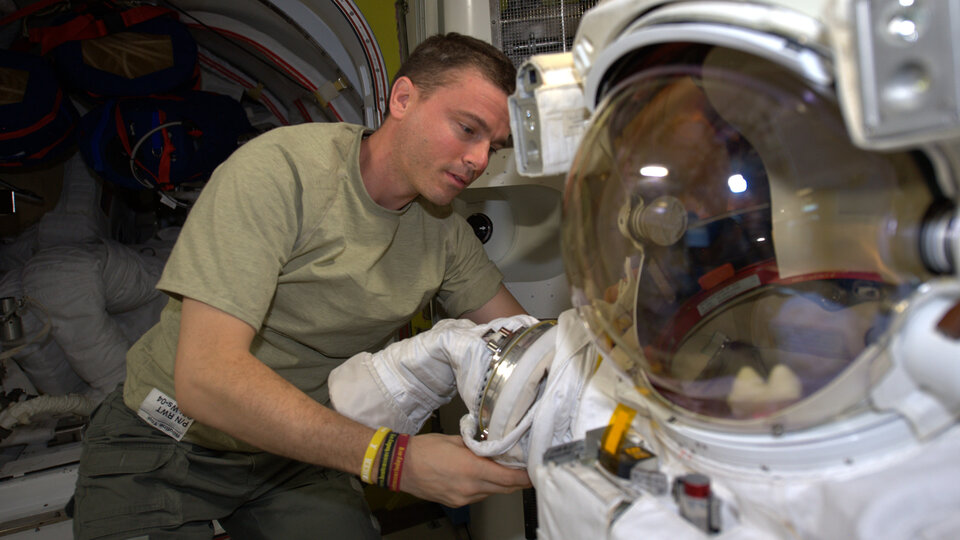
[475,319,557,442]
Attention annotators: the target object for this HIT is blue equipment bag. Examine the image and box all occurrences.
[31,5,199,99]
[77,91,253,191]
[0,48,78,169]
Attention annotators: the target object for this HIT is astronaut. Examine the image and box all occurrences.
[329,0,960,538]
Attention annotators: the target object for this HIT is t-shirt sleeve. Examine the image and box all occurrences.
[436,214,504,317]
[156,139,305,330]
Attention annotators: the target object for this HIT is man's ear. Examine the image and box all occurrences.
[389,76,416,119]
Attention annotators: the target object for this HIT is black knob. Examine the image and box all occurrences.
[467,213,493,244]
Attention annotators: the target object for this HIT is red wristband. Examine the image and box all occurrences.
[388,433,410,492]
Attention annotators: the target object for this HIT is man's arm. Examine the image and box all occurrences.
[462,284,527,324]
[174,297,529,506]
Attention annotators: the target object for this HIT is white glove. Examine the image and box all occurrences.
[328,315,539,434]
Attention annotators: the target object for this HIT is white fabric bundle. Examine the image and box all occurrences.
[22,241,167,398]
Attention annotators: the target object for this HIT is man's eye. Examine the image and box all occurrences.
[460,123,475,135]
[489,147,499,156]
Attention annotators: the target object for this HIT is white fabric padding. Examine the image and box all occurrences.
[0,229,38,273]
[460,411,530,466]
[21,240,166,398]
[36,154,108,248]
[328,314,539,434]
[535,460,632,540]
[524,309,596,479]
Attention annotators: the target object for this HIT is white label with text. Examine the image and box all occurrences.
[138,388,194,441]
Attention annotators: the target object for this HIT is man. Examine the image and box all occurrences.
[73,33,531,539]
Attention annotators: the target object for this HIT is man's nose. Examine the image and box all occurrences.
[464,140,489,174]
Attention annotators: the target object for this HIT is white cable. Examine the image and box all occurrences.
[128,121,191,209]
[0,393,98,431]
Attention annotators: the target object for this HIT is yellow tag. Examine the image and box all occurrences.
[622,446,653,460]
[602,403,637,455]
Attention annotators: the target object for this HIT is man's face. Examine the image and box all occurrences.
[395,68,511,206]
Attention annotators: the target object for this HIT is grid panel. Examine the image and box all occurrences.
[493,0,601,68]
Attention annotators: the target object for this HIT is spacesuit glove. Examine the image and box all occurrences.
[328,315,538,434]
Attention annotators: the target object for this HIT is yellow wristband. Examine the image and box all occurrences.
[360,427,391,484]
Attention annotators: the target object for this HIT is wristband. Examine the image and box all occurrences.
[376,432,400,488]
[360,427,391,484]
[388,434,410,492]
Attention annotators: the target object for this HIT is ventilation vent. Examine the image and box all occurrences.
[491,0,601,68]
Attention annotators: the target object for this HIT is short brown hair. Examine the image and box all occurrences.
[390,33,516,109]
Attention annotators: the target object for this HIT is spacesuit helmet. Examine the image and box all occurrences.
[558,0,959,435]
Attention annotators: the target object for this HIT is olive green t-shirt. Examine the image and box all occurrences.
[124,123,502,451]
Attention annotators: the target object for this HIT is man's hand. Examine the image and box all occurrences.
[400,433,531,507]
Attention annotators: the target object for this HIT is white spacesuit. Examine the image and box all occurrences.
[329,0,960,538]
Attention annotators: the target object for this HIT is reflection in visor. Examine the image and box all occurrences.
[562,46,935,430]
[647,267,902,419]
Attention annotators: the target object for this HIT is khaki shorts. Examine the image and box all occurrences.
[72,388,380,540]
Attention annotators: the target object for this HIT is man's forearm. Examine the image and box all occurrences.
[175,347,372,473]
[463,284,528,324]
[174,297,373,474]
